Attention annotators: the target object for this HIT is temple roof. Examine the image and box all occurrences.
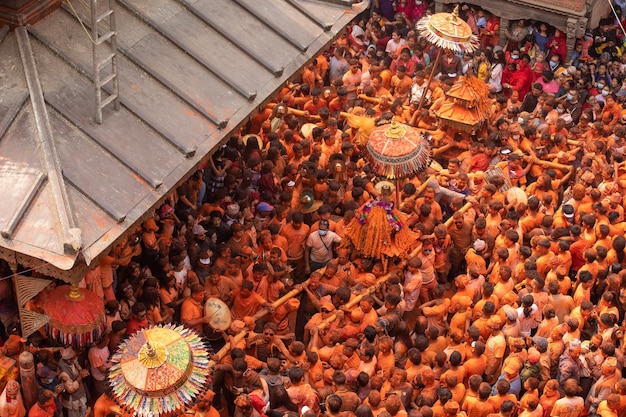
[0,0,365,281]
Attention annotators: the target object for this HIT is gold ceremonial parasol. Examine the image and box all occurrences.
[416,5,479,53]
[107,324,210,417]
[414,6,479,111]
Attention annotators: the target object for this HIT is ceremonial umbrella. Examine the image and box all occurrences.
[347,120,427,263]
[365,120,431,180]
[108,324,210,417]
[414,5,479,110]
[42,285,105,348]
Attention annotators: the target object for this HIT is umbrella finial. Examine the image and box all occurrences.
[139,340,167,368]
[451,5,460,19]
[145,342,156,358]
[67,284,84,300]
[385,118,407,139]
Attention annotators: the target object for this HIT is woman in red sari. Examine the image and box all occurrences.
[394,0,414,20]
[547,29,567,63]
[480,12,500,48]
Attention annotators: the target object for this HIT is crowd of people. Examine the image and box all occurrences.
[4,2,626,417]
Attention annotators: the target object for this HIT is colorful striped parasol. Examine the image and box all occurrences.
[107,324,210,417]
[42,285,105,348]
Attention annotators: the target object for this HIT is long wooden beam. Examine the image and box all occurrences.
[357,94,412,111]
[444,202,473,228]
[317,270,399,330]
[210,280,309,364]
[266,102,321,121]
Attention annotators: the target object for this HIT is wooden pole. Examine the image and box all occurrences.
[266,103,321,121]
[209,280,309,364]
[19,351,37,409]
[253,283,310,320]
[416,48,442,113]
[417,175,436,196]
[318,269,402,330]
[444,201,473,228]
[357,95,412,111]
[533,159,572,171]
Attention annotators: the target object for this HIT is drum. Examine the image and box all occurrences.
[506,187,528,206]
[204,297,232,331]
[484,166,512,192]
[300,123,318,140]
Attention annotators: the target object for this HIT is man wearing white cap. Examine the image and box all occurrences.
[465,239,487,276]
[557,338,583,388]
[587,357,620,414]
[58,347,89,417]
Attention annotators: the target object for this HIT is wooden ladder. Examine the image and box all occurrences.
[90,0,120,123]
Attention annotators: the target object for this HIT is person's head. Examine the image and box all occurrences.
[326,395,343,414]
[569,339,582,360]
[478,382,491,400]
[496,379,511,395]
[232,358,248,378]
[262,322,278,342]
[234,394,254,415]
[385,394,402,416]
[240,280,254,298]
[452,212,464,229]
[368,390,382,408]
[563,378,580,397]
[499,400,516,417]
[356,405,374,417]
[288,366,305,384]
[332,369,347,387]
[131,302,147,321]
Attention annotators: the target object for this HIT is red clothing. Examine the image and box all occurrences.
[407,1,428,21]
[126,317,148,335]
[28,400,56,417]
[390,57,416,76]
[395,2,414,20]
[470,154,491,172]
[547,33,567,62]
[303,99,327,116]
[506,62,533,99]
[480,16,500,47]
[328,97,347,115]
[569,239,588,271]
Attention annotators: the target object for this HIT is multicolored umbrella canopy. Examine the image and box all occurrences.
[108,324,210,417]
[365,120,431,179]
[42,285,105,347]
[416,5,479,53]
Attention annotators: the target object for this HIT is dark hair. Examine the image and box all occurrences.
[355,404,374,417]
[232,358,247,372]
[327,395,343,413]
[288,366,305,383]
[333,370,346,385]
[132,302,146,314]
[269,385,298,412]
